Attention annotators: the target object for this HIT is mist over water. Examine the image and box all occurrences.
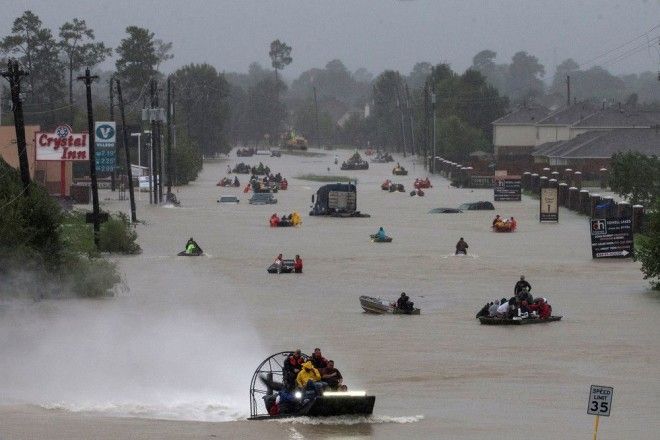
[0,278,263,421]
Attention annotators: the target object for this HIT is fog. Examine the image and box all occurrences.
[2,0,659,76]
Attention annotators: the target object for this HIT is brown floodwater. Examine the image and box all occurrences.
[1,150,658,440]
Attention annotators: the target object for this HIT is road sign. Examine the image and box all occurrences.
[493,176,521,201]
[540,187,559,222]
[95,122,116,172]
[587,385,613,417]
[590,217,634,259]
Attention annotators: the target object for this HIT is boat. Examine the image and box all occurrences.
[369,234,393,243]
[249,351,376,420]
[392,166,408,176]
[478,316,562,325]
[267,259,295,273]
[359,295,420,315]
[177,249,203,256]
[492,220,516,232]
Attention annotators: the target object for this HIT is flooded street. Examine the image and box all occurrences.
[1,150,659,439]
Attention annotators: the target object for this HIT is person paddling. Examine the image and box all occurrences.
[455,237,469,255]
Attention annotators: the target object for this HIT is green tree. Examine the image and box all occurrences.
[0,10,64,106]
[173,63,230,155]
[436,115,489,161]
[171,133,203,185]
[610,152,660,207]
[293,99,335,144]
[634,200,660,289]
[115,26,159,101]
[372,70,404,150]
[506,51,545,102]
[58,18,111,108]
[269,39,292,82]
[245,77,287,144]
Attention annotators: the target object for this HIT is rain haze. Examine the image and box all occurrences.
[2,0,660,76]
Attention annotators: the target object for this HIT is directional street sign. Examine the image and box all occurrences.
[587,385,613,417]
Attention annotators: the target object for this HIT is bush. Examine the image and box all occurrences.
[99,212,141,254]
[634,200,660,290]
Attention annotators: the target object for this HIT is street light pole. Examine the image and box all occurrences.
[131,132,142,169]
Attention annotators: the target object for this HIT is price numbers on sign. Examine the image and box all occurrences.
[587,385,613,417]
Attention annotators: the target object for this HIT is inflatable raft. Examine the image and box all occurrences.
[478,316,562,325]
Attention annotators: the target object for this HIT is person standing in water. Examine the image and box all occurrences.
[455,237,469,255]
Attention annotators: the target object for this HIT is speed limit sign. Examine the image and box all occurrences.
[587,385,613,417]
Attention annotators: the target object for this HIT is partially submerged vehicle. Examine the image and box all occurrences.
[218,195,240,204]
[359,296,420,315]
[249,351,376,420]
[479,316,562,325]
[232,163,251,174]
[458,201,495,211]
[309,183,370,217]
[250,192,277,205]
[236,147,255,157]
[428,207,463,214]
[267,260,295,273]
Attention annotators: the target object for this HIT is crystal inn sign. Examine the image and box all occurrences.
[36,124,89,161]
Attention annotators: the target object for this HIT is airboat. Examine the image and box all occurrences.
[249,351,376,420]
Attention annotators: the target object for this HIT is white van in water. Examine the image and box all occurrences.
[138,176,158,192]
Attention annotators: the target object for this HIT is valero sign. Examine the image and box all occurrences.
[36,124,89,161]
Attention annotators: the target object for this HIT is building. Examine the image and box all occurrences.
[0,125,73,196]
[492,105,550,158]
[535,101,597,145]
[532,127,660,174]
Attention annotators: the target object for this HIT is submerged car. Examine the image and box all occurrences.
[458,201,495,211]
[249,193,277,205]
[428,207,463,214]
[218,195,240,204]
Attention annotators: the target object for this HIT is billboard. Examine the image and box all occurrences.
[493,176,521,201]
[540,187,559,222]
[95,121,116,172]
[590,217,634,259]
[35,124,89,161]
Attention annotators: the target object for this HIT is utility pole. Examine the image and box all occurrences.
[166,76,173,197]
[396,74,407,158]
[116,79,137,223]
[405,83,415,156]
[566,75,571,107]
[109,76,116,191]
[149,79,157,204]
[1,60,31,192]
[423,83,429,171]
[313,86,321,147]
[77,68,101,247]
[431,67,437,174]
[155,84,163,203]
[171,83,177,186]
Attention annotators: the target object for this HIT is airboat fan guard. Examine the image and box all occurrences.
[249,351,309,419]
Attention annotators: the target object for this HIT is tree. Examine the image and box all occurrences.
[293,99,335,144]
[1,10,64,106]
[173,63,230,155]
[471,49,508,92]
[505,51,545,102]
[372,70,404,150]
[610,152,660,207]
[58,18,111,108]
[115,26,159,101]
[436,115,489,161]
[407,62,432,90]
[154,38,173,72]
[269,39,292,82]
[634,199,660,289]
[244,78,287,144]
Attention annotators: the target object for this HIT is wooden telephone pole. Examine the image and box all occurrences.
[1,60,31,192]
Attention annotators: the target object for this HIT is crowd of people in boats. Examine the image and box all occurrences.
[217,176,240,187]
[396,292,415,312]
[341,152,369,170]
[264,348,347,415]
[476,276,553,320]
[414,178,432,189]
[492,214,517,232]
[245,173,288,192]
[270,212,302,227]
[230,162,272,175]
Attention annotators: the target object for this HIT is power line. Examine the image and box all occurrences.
[579,24,660,69]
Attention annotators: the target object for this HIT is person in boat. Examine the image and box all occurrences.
[506,297,519,318]
[375,226,387,240]
[528,297,552,319]
[396,292,414,312]
[296,361,325,398]
[226,164,231,174]
[510,216,517,230]
[270,213,280,227]
[455,237,469,255]
[294,255,303,273]
[476,301,492,318]
[283,349,304,389]
[233,176,240,186]
[492,215,501,226]
[273,253,284,270]
[184,238,200,254]
[310,348,328,369]
[321,360,344,391]
[514,276,532,296]
[495,298,510,318]
[488,299,502,317]
[516,286,533,305]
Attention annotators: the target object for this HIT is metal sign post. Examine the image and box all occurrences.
[587,385,613,440]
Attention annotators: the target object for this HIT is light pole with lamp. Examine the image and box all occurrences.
[143,130,153,204]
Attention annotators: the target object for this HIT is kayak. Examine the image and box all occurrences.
[369,234,393,243]
[267,259,295,273]
[478,316,562,325]
[359,295,420,315]
[177,250,203,256]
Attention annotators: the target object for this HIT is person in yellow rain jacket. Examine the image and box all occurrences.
[291,211,302,226]
[296,361,321,389]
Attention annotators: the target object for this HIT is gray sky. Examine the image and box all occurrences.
[3,0,660,79]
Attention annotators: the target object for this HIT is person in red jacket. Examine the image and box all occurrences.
[294,254,303,273]
[270,213,280,227]
[529,298,552,319]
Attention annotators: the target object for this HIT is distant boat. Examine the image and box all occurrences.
[478,316,562,325]
[359,295,420,315]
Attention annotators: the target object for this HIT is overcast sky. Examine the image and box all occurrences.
[3,0,660,79]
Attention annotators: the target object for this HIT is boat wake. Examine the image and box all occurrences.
[441,253,479,259]
[271,414,424,425]
[39,399,245,422]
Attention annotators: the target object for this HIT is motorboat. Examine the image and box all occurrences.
[359,295,420,315]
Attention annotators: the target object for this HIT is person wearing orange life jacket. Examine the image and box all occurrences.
[294,255,303,273]
[270,213,280,227]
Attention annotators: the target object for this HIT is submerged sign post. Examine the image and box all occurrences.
[493,176,521,201]
[587,385,613,439]
[590,217,634,259]
[95,122,116,173]
[540,187,559,222]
